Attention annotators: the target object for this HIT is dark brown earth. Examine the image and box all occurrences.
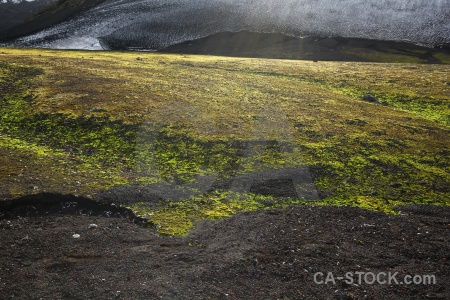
[0,194,449,299]
[159,31,450,63]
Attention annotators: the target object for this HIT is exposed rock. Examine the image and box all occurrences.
[0,0,107,41]
[3,1,449,50]
[362,93,381,104]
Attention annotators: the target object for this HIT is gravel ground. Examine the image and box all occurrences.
[0,194,449,299]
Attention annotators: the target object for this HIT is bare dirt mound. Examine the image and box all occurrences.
[1,195,448,299]
[158,31,450,63]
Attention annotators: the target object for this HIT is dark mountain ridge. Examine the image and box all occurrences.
[1,0,449,51]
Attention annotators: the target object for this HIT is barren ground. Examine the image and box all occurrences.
[1,195,449,299]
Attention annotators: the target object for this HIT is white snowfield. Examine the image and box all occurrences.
[5,0,450,50]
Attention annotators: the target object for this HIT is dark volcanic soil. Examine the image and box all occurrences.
[0,194,449,299]
[158,31,450,63]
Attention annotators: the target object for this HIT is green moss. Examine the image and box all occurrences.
[341,47,426,64]
[434,53,450,64]
[131,191,306,236]
[285,73,449,126]
[315,196,402,214]
[0,48,448,235]
[0,61,132,196]
[136,123,304,184]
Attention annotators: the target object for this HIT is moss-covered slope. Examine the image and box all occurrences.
[0,48,449,235]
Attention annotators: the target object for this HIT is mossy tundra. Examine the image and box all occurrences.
[0,48,449,235]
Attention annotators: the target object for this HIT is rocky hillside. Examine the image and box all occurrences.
[2,0,449,50]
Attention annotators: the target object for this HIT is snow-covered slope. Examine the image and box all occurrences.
[4,0,450,50]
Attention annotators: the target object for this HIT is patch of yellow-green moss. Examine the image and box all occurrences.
[130,191,307,236]
[341,47,427,64]
[434,53,450,64]
[0,48,448,235]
